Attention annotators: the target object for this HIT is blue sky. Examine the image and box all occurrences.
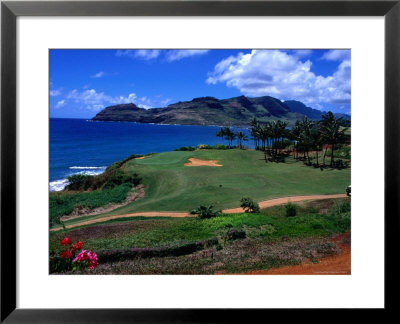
[50,49,351,118]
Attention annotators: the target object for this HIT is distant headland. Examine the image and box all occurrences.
[92,95,350,126]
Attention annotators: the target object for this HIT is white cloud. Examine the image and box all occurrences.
[91,71,105,78]
[50,89,62,96]
[116,50,160,60]
[55,100,66,108]
[115,49,209,62]
[165,50,209,62]
[206,49,351,107]
[66,89,138,111]
[321,49,351,61]
[64,89,171,111]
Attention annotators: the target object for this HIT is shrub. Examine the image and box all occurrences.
[174,146,196,151]
[66,174,95,191]
[197,144,212,150]
[240,197,260,213]
[49,184,132,225]
[131,173,142,187]
[332,159,349,169]
[103,169,130,189]
[96,238,219,262]
[212,144,229,150]
[190,205,221,219]
[50,237,98,273]
[225,228,246,241]
[330,200,351,215]
[285,202,298,217]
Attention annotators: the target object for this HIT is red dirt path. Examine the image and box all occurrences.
[243,232,351,275]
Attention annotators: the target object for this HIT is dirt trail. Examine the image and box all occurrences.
[243,232,351,275]
[51,194,347,231]
[224,194,347,213]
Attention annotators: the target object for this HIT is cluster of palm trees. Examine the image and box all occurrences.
[250,112,350,167]
[216,127,248,149]
[250,119,290,160]
[216,112,350,168]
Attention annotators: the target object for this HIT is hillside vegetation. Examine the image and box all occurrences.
[92,95,350,126]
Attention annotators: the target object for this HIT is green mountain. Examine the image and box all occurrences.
[92,95,350,126]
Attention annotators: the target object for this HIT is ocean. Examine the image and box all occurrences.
[50,118,251,191]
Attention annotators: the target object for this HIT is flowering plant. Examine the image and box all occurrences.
[54,237,98,273]
[73,250,99,270]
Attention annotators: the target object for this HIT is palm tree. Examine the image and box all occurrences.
[236,131,248,149]
[290,120,302,160]
[216,128,226,145]
[224,127,236,148]
[250,118,260,149]
[319,112,348,167]
[310,125,323,166]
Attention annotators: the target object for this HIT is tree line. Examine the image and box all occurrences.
[216,128,248,149]
[216,111,350,168]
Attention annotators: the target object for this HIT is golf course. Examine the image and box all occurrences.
[50,145,351,275]
[51,148,350,227]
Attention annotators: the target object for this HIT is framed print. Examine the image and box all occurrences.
[1,0,399,322]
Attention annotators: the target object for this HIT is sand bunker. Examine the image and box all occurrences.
[184,158,222,167]
[135,155,151,160]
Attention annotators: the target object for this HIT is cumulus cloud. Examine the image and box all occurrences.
[206,49,351,107]
[64,89,170,111]
[165,50,209,62]
[116,50,160,60]
[66,89,138,111]
[321,49,350,61]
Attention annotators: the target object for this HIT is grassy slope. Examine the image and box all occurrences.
[60,149,350,226]
[50,198,351,253]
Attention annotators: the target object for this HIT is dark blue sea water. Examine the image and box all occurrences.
[50,118,251,191]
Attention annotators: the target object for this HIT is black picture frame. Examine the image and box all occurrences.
[1,0,399,322]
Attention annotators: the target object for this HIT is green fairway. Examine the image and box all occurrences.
[60,149,350,226]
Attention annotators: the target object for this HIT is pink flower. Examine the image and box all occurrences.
[73,250,98,269]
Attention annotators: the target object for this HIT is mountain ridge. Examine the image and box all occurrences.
[92,95,350,126]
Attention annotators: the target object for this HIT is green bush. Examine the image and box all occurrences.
[66,174,95,191]
[225,228,246,241]
[212,144,229,150]
[240,197,260,213]
[190,205,221,219]
[197,144,212,150]
[285,202,298,217]
[103,169,131,189]
[49,184,132,225]
[49,256,73,273]
[174,146,196,151]
[96,237,219,262]
[131,173,142,187]
[327,201,351,232]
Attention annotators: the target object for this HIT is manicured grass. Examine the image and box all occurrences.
[50,198,350,254]
[60,149,350,226]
